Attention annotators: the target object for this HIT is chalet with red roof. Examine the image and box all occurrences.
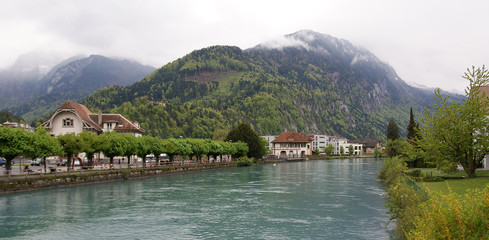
[271,132,313,158]
[43,100,145,137]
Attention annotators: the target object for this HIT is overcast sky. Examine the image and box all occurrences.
[1,0,488,93]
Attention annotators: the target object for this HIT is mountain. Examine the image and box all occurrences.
[5,55,156,123]
[81,30,461,141]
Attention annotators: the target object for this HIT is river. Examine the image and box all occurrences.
[0,158,394,239]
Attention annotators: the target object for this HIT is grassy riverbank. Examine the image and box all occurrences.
[379,157,489,239]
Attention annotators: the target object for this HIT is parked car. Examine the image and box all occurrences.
[73,159,81,166]
[0,157,14,167]
[56,159,68,166]
[31,158,45,166]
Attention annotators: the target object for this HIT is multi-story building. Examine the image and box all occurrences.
[311,135,340,154]
[271,132,313,158]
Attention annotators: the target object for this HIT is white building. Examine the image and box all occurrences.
[312,135,340,154]
[271,132,313,158]
[262,135,277,151]
[43,100,145,137]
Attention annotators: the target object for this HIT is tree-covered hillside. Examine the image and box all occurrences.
[81,31,458,141]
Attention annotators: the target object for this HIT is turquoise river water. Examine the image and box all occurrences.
[0,158,394,239]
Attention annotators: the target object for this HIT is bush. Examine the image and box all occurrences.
[407,186,489,239]
[236,156,255,167]
[406,169,421,177]
[379,157,429,238]
[421,174,444,182]
[438,160,458,173]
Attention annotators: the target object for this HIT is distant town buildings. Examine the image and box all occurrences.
[2,121,33,131]
[262,132,383,158]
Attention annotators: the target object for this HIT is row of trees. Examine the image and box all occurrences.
[385,66,489,178]
[0,127,250,172]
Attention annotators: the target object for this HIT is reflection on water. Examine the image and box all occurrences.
[0,158,395,239]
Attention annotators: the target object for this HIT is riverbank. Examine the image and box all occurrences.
[0,162,236,194]
[379,157,489,239]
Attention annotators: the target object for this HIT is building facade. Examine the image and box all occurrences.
[43,100,145,137]
[271,132,312,158]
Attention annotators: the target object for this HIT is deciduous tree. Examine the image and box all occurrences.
[225,123,267,159]
[419,66,489,177]
[0,127,33,172]
[57,132,86,171]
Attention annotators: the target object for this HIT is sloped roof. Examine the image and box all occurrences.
[88,114,145,133]
[48,100,145,133]
[348,140,381,148]
[58,100,102,131]
[271,132,312,143]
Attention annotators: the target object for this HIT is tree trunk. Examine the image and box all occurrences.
[5,157,14,171]
[110,156,114,165]
[67,153,73,172]
[43,157,47,173]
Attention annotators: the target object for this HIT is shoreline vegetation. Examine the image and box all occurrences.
[379,157,489,239]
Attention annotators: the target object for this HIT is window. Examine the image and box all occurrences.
[107,123,113,130]
[62,118,73,128]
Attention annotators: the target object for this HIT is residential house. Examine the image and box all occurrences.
[43,100,145,137]
[271,132,312,158]
[348,140,383,154]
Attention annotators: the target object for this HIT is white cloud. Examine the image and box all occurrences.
[0,0,487,92]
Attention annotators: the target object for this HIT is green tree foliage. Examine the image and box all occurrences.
[0,111,23,123]
[136,135,159,166]
[314,148,320,155]
[340,146,345,155]
[57,132,86,170]
[225,123,267,159]
[385,138,409,158]
[406,107,420,143]
[419,66,489,177]
[186,138,210,162]
[323,144,334,156]
[386,119,400,141]
[121,134,138,167]
[348,144,354,156]
[162,138,192,162]
[29,128,62,171]
[232,141,249,158]
[100,131,128,164]
[206,139,223,161]
[79,131,104,167]
[0,127,33,171]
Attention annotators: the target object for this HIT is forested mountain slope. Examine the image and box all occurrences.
[82,30,460,141]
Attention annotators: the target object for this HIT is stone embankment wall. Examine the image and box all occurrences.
[0,163,236,194]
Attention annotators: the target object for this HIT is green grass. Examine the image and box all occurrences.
[417,168,489,178]
[422,177,489,195]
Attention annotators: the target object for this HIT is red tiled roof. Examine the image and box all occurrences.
[271,132,312,143]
